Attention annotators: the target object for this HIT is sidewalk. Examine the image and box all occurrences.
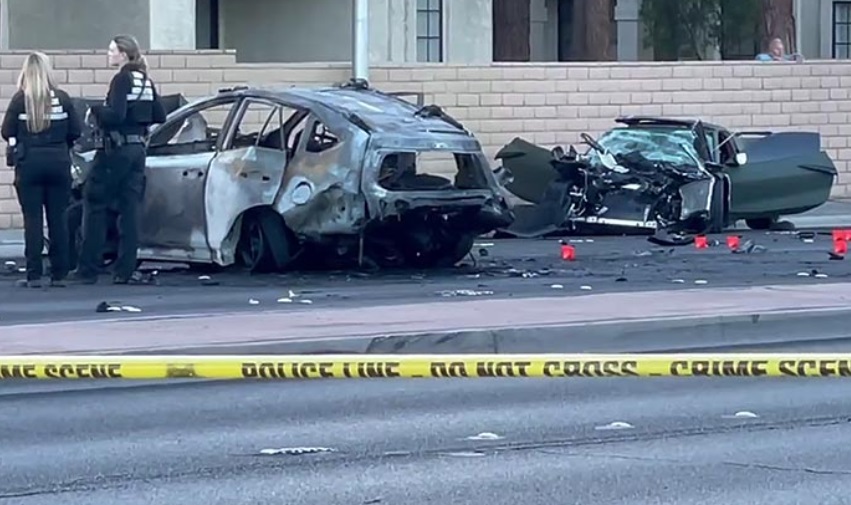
[2,200,850,259]
[2,282,850,355]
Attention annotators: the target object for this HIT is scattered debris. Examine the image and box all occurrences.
[259,447,336,456]
[441,451,487,458]
[595,421,634,431]
[798,231,816,243]
[466,432,503,441]
[723,411,759,419]
[732,239,768,254]
[437,289,494,297]
[95,301,142,313]
[198,274,219,286]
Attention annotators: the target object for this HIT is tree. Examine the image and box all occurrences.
[640,0,762,60]
[760,0,795,52]
[492,0,531,61]
[584,0,615,61]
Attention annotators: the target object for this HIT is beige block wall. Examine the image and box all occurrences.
[0,49,849,229]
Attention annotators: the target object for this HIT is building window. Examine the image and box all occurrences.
[834,1,851,58]
[417,0,443,62]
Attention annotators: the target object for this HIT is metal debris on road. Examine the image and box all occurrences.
[95,301,142,313]
[466,432,504,441]
[437,289,494,297]
[595,421,634,430]
[732,239,768,254]
[723,411,759,419]
[259,447,336,456]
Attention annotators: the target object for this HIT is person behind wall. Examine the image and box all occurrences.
[1,52,82,288]
[755,37,804,62]
[70,34,166,285]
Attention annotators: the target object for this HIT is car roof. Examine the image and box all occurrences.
[218,81,471,137]
[614,115,726,132]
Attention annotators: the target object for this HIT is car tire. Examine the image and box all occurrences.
[402,230,476,269]
[236,208,297,274]
[745,217,776,230]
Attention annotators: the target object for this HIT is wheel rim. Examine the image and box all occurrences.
[239,219,265,269]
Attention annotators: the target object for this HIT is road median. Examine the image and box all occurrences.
[2,282,850,356]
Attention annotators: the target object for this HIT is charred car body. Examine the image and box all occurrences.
[496,116,837,239]
[67,80,513,272]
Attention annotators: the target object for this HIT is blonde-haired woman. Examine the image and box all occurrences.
[1,51,82,288]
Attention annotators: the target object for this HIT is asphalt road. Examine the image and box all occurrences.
[1,230,848,325]
[4,336,851,504]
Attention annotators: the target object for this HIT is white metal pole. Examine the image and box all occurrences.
[794,0,802,55]
[353,0,370,81]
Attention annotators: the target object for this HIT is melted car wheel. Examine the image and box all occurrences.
[401,229,476,269]
[236,209,297,273]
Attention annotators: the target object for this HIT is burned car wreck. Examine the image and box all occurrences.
[495,116,837,240]
[67,80,513,272]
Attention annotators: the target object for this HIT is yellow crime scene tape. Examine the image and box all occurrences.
[3,354,851,380]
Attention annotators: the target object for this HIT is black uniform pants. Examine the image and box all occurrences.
[77,142,146,280]
[13,149,72,281]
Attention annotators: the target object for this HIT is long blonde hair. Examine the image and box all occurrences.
[16,52,57,134]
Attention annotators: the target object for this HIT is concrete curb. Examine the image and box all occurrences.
[104,306,851,356]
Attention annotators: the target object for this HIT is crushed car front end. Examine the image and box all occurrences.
[496,126,720,238]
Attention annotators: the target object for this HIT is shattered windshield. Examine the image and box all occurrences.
[588,128,702,167]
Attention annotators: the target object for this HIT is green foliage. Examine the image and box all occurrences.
[640,0,761,60]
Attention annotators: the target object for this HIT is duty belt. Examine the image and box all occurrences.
[121,134,146,144]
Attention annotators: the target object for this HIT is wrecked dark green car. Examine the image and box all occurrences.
[495,116,838,238]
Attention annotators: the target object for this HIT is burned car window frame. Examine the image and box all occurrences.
[65,81,514,272]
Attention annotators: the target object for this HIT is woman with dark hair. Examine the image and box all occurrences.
[71,34,167,285]
[2,51,82,288]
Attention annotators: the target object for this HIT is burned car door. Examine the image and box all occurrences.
[723,131,838,219]
[141,97,240,261]
[203,97,293,262]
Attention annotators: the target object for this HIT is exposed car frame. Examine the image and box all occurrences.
[495,115,837,238]
[66,79,514,272]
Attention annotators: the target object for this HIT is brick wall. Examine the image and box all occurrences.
[0,49,849,229]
